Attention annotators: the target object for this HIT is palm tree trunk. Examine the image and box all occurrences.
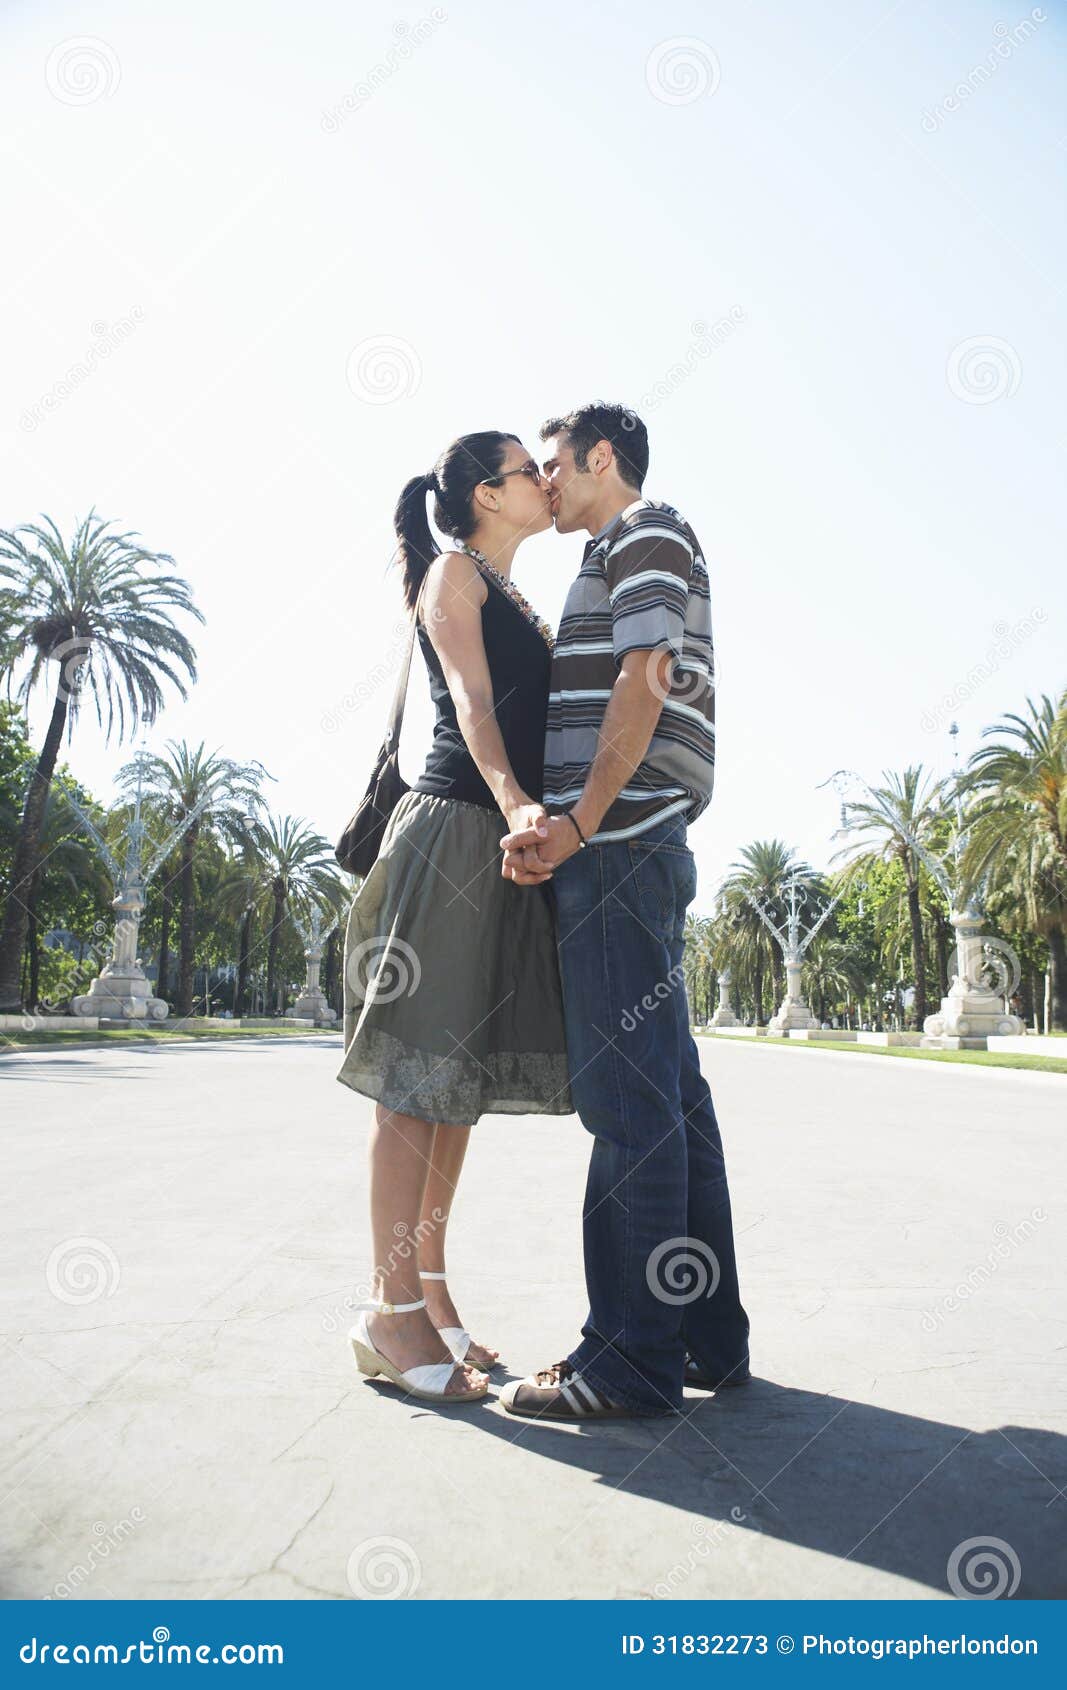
[1028,965,1042,1034]
[906,873,927,1029]
[0,683,69,1012]
[25,871,42,1011]
[934,910,950,998]
[157,869,173,1002]
[266,882,285,1012]
[323,927,340,1016]
[236,905,253,1016]
[177,819,200,1017]
[753,961,763,1025]
[1048,926,1067,1034]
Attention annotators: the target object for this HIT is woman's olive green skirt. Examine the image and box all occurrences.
[336,789,574,1125]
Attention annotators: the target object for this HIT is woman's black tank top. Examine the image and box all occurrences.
[410,570,552,810]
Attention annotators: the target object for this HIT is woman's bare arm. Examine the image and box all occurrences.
[419,552,547,834]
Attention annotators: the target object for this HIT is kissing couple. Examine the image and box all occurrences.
[337,401,750,1421]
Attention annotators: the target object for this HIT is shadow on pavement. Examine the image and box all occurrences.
[467,1378,1067,1599]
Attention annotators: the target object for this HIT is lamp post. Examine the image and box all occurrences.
[290,903,339,1026]
[744,872,846,1036]
[59,752,214,1022]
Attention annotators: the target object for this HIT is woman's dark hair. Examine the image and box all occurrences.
[393,430,520,609]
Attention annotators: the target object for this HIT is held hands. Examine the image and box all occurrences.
[499,814,583,885]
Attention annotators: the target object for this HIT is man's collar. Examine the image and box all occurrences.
[589,496,649,545]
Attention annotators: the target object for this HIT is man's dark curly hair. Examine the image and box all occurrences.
[539,402,649,492]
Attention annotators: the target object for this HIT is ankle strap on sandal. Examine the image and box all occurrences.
[419,1271,447,1281]
[357,1297,426,1315]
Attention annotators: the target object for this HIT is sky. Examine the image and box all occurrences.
[2,0,1064,908]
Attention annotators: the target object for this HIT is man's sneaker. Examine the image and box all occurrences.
[501,1359,666,1421]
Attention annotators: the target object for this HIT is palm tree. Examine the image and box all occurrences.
[21,784,110,1010]
[250,815,338,1013]
[0,511,202,1011]
[961,691,1067,1030]
[830,766,944,1030]
[117,741,271,1017]
[682,912,715,1023]
[718,840,816,1024]
[802,932,866,1027]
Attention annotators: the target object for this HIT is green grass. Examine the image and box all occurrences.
[0,1024,341,1055]
[695,1030,1067,1075]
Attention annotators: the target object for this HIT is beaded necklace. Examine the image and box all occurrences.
[456,542,555,651]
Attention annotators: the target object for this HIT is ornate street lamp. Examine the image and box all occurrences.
[56,752,214,1022]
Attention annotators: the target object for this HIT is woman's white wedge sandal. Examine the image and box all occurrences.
[417,1270,500,1372]
[349,1297,488,1403]
[418,1271,500,1371]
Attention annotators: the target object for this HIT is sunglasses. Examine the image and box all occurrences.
[480,460,543,488]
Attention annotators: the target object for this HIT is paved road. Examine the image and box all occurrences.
[2,1035,1064,1600]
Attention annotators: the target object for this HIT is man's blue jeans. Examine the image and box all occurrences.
[551,813,750,1413]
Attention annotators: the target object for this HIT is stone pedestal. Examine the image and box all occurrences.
[921,909,1024,1050]
[291,930,337,1026]
[710,968,740,1028]
[71,893,169,1022]
[767,957,819,1036]
[290,988,336,1026]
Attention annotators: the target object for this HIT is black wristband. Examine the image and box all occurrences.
[563,811,587,848]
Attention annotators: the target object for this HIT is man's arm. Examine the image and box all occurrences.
[501,646,673,882]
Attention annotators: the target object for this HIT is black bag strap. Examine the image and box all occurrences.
[383,572,429,752]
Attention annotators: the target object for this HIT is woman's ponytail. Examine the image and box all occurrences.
[393,472,440,610]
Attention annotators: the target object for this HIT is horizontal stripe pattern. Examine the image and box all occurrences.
[544,497,715,841]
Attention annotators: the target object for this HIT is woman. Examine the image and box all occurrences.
[338,430,573,1405]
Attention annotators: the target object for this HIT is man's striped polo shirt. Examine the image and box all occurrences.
[543,496,715,843]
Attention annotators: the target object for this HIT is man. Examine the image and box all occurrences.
[499,402,750,1422]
